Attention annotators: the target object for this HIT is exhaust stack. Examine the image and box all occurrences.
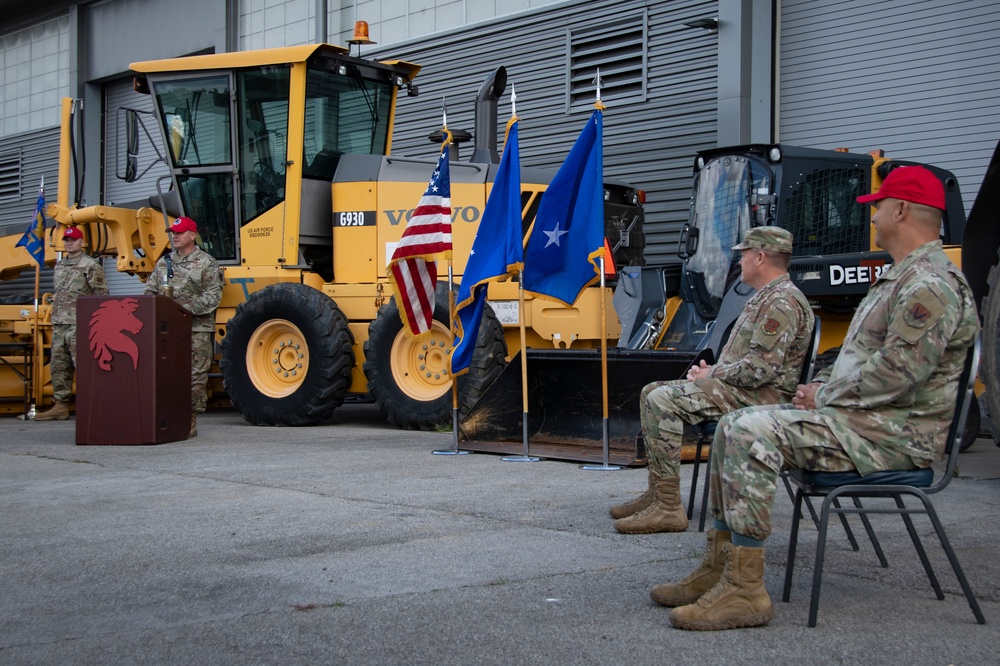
[471,66,507,165]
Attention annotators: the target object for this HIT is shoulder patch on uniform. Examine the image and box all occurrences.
[904,302,932,327]
[751,309,792,351]
[891,284,947,344]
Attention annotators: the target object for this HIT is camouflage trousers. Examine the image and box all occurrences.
[641,378,782,479]
[706,404,917,541]
[191,331,214,414]
[49,324,77,402]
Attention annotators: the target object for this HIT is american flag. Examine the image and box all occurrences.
[388,144,453,337]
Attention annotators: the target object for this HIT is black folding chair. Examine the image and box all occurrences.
[688,315,822,531]
[781,338,985,627]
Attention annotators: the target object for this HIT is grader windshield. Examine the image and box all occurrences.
[147,56,396,262]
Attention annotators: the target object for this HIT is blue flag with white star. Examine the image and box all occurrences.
[450,119,524,376]
[16,189,47,267]
[522,109,604,306]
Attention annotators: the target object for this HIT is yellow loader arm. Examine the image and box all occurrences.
[43,202,171,280]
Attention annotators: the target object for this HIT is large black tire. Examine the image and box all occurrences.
[959,396,981,452]
[982,251,1000,443]
[363,284,507,430]
[221,283,354,425]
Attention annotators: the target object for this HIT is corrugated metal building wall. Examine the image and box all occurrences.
[779,0,1000,214]
[0,127,60,299]
[101,78,172,295]
[374,0,719,265]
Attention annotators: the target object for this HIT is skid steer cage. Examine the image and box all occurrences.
[458,348,703,465]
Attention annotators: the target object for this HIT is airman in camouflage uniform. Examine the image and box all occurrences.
[662,166,979,632]
[144,216,223,437]
[35,226,109,421]
[612,227,813,534]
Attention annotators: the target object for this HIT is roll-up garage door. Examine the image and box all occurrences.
[779,0,1000,214]
[103,78,173,294]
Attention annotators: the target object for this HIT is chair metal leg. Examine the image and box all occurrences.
[893,494,944,599]
[783,470,820,527]
[832,497,861,551]
[781,471,795,505]
[922,497,986,624]
[687,438,704,520]
[852,496,888,568]
[783,488,806,602]
[808,493,837,627]
[802,493,821,527]
[698,450,712,532]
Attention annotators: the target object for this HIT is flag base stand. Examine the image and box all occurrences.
[580,418,621,470]
[434,408,472,455]
[502,417,540,462]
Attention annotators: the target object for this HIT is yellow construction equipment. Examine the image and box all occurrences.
[0,44,645,433]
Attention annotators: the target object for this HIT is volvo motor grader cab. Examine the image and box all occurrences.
[0,44,646,427]
[459,140,1000,462]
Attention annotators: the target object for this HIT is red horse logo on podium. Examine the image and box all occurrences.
[88,298,144,371]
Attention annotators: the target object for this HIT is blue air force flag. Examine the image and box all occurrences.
[521,109,604,306]
[16,190,47,267]
[450,120,524,376]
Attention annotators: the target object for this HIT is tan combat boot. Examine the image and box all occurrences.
[189,414,198,438]
[34,400,70,421]
[650,528,730,607]
[609,467,658,518]
[669,542,773,631]
[614,475,688,534]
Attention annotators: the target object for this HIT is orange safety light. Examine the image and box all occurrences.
[349,21,376,45]
[603,238,617,280]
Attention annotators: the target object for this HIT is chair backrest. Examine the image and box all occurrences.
[798,315,822,386]
[934,336,981,493]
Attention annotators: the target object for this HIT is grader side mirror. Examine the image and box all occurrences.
[124,109,139,183]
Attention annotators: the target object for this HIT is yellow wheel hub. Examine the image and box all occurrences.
[246,319,309,398]
[390,319,453,401]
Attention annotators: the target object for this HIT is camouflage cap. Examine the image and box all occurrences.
[732,227,793,254]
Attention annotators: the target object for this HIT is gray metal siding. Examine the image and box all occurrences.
[104,77,171,295]
[779,0,1000,214]
[0,127,59,299]
[372,0,719,266]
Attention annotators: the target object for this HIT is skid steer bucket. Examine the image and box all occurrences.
[459,347,704,465]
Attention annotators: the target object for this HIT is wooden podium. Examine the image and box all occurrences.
[75,295,191,445]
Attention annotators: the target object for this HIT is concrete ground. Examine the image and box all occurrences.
[1,404,998,665]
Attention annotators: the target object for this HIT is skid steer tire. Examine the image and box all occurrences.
[982,252,1000,444]
[959,397,981,452]
[221,283,355,426]
[364,284,507,431]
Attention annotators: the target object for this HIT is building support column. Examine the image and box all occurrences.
[717,0,775,145]
[315,0,328,43]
